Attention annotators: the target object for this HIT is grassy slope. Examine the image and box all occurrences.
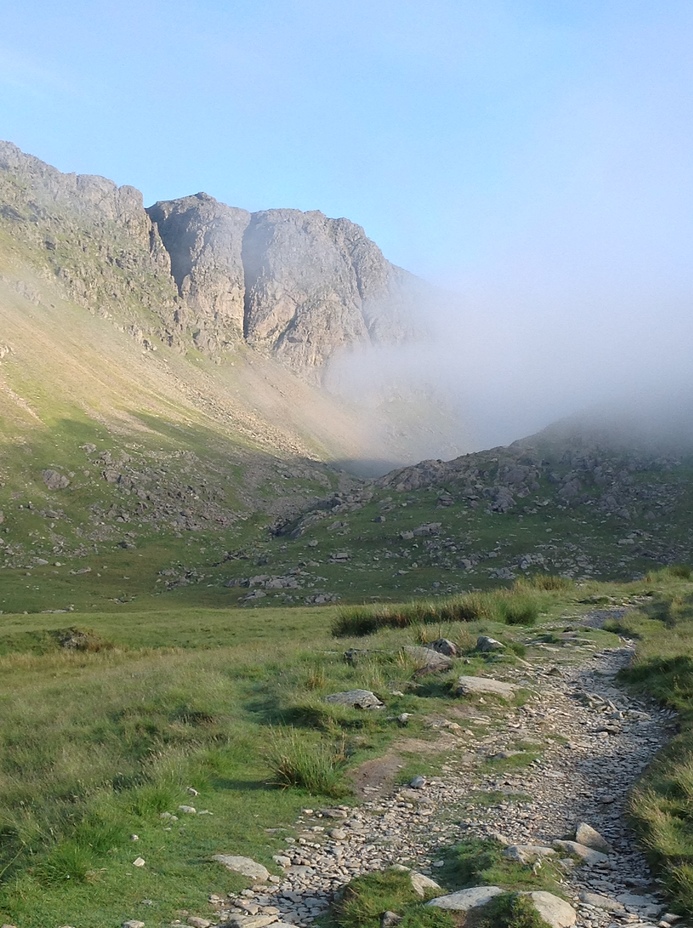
[606,571,693,914]
[0,580,597,927]
[0,571,688,926]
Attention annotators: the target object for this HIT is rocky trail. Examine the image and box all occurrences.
[172,615,683,928]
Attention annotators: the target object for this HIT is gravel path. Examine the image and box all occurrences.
[202,632,679,928]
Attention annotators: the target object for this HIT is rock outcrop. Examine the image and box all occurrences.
[0,141,425,381]
[149,197,423,379]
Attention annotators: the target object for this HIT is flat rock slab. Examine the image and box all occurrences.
[212,855,270,881]
[223,915,279,928]
[427,885,503,910]
[455,675,517,698]
[616,892,664,918]
[553,840,610,866]
[503,844,556,864]
[324,689,384,709]
[524,891,577,928]
[579,891,626,913]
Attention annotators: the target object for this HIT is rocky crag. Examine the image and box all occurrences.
[0,141,423,381]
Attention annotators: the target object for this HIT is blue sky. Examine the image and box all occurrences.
[3,1,693,445]
[3,1,691,281]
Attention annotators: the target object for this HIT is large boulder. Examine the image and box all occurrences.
[524,891,576,928]
[503,844,556,865]
[42,469,70,490]
[553,840,610,866]
[429,637,458,657]
[575,822,613,853]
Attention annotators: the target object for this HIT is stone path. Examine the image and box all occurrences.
[196,628,680,928]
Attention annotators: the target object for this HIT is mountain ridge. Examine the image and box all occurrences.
[0,140,424,380]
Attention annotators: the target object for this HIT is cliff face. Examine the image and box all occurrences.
[148,198,423,378]
[0,141,424,380]
[146,194,250,352]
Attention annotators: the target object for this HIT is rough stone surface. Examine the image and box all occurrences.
[503,844,556,865]
[455,675,517,698]
[525,891,577,928]
[575,822,614,854]
[427,885,504,911]
[409,871,441,897]
[553,840,610,866]
[324,690,384,709]
[149,197,424,377]
[212,855,270,881]
[42,469,70,490]
[403,646,453,674]
[429,638,458,657]
[578,891,626,913]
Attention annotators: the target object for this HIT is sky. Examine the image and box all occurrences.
[2,1,693,450]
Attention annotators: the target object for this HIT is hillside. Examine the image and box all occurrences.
[0,141,464,596]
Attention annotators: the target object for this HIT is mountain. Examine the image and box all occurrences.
[0,141,424,380]
[147,194,424,377]
[0,140,463,589]
[0,140,691,610]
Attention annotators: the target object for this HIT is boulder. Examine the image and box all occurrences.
[42,469,70,490]
[455,675,516,698]
[553,840,610,866]
[503,844,556,865]
[324,689,384,709]
[212,854,270,881]
[575,822,613,853]
[409,871,441,897]
[429,637,458,657]
[403,646,453,674]
[476,635,504,652]
[524,891,576,928]
[578,891,626,913]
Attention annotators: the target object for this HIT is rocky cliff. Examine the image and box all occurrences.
[0,142,425,380]
[147,196,423,378]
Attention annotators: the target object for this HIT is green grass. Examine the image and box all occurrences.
[475,892,552,928]
[437,837,562,896]
[324,869,453,928]
[613,576,693,914]
[266,728,351,796]
[0,561,690,924]
[0,600,493,927]
[332,585,553,637]
[323,839,562,928]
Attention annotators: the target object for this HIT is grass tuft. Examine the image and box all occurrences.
[265,728,350,797]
